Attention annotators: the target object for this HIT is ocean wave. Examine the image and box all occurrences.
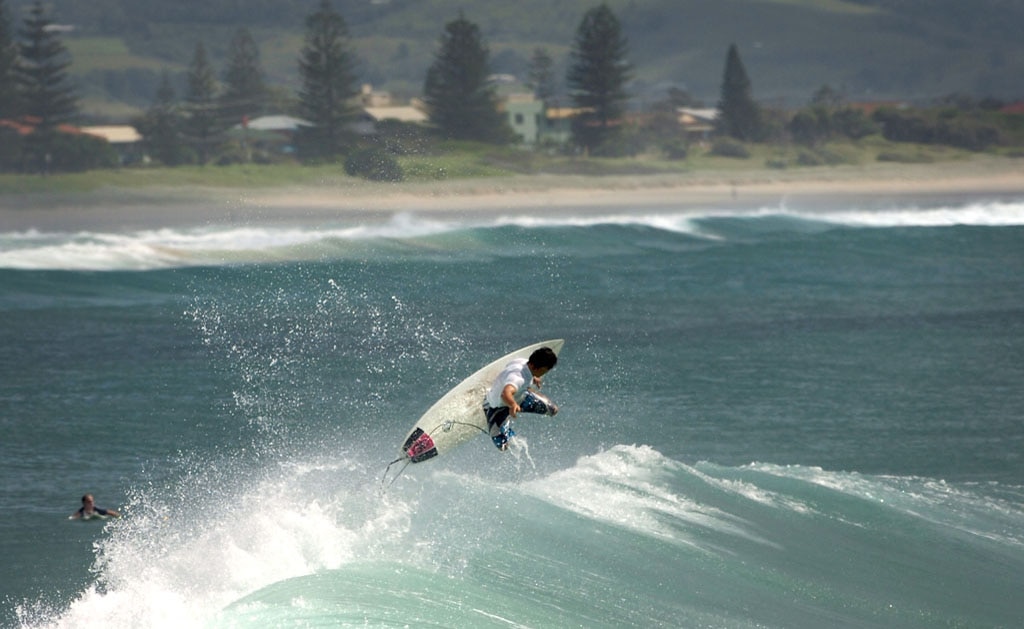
[742,462,1024,548]
[2,199,1022,271]
[521,444,777,551]
[16,444,1024,628]
[0,214,468,271]
[802,199,1024,227]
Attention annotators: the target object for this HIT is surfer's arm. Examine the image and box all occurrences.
[501,384,521,417]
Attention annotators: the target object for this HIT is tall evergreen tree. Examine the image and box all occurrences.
[526,47,557,107]
[0,0,19,118]
[566,3,631,155]
[15,0,77,128]
[134,70,189,166]
[715,44,762,142]
[296,0,359,159]
[423,12,511,144]
[220,27,267,126]
[0,0,20,171]
[183,41,222,165]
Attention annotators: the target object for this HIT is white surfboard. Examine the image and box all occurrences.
[69,513,111,522]
[384,339,564,483]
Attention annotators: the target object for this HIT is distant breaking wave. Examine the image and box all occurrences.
[806,200,1024,227]
[1,200,1021,271]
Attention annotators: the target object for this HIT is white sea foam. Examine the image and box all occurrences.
[492,211,711,235]
[522,444,775,550]
[791,199,1024,227]
[17,458,409,629]
[2,200,1021,270]
[0,213,474,271]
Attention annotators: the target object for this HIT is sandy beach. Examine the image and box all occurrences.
[1,157,1022,232]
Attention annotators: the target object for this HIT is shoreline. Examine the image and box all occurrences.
[1,158,1022,232]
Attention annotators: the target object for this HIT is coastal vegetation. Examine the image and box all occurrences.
[8,0,1024,106]
[0,0,1022,193]
[0,137,1008,198]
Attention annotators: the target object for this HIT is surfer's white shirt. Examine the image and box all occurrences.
[485,358,532,408]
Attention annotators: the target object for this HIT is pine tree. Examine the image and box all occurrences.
[526,47,557,107]
[183,41,222,165]
[0,0,20,170]
[220,28,267,126]
[423,12,511,144]
[296,0,359,159]
[715,44,762,142]
[15,0,77,128]
[0,0,19,118]
[566,3,632,155]
[134,70,188,166]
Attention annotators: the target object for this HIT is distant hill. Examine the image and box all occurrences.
[9,0,1024,120]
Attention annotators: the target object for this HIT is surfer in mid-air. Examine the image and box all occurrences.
[382,341,564,487]
[483,346,560,450]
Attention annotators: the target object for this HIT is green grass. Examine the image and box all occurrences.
[751,0,879,14]
[0,150,562,194]
[0,137,1012,197]
[65,37,170,73]
[0,163,343,194]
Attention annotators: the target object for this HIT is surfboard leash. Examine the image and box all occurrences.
[381,456,411,490]
[380,421,491,490]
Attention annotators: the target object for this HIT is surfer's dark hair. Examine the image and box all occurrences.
[529,347,558,369]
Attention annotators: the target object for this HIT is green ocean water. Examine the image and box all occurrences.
[2,200,1023,628]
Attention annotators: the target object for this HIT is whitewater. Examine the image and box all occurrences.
[2,200,1023,272]
[2,197,1023,628]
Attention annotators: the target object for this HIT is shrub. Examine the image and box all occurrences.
[789,109,826,146]
[375,120,434,156]
[876,151,934,164]
[0,128,23,172]
[935,120,1001,151]
[833,108,878,140]
[344,147,404,182]
[710,138,750,158]
[660,138,689,160]
[795,151,824,166]
[21,131,120,173]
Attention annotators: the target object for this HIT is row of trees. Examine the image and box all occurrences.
[2,0,1018,174]
[0,0,645,171]
[137,1,358,167]
[415,3,637,157]
[707,44,1018,154]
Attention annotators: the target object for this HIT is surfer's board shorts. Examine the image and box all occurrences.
[483,391,557,431]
